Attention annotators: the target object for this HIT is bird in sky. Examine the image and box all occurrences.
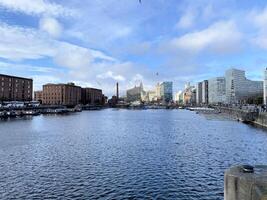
[139,0,142,3]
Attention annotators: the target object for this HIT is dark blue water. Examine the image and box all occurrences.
[0,109,267,199]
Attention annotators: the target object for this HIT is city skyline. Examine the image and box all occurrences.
[0,0,267,97]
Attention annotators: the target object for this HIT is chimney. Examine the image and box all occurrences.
[116,82,119,100]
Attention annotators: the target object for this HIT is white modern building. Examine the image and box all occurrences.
[264,68,267,105]
[225,68,263,104]
[155,83,161,98]
[147,90,157,102]
[208,77,226,104]
[175,91,183,103]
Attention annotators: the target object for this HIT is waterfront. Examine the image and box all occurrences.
[0,110,267,199]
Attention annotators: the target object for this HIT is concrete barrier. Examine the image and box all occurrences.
[217,107,259,122]
[254,113,267,128]
[225,165,267,200]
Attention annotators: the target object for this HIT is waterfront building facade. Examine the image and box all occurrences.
[183,87,196,105]
[201,80,209,105]
[0,74,33,101]
[34,91,43,103]
[175,91,183,104]
[264,68,267,105]
[81,88,103,105]
[208,77,226,104]
[196,82,202,105]
[181,83,195,105]
[147,90,157,102]
[126,83,144,102]
[160,82,173,103]
[42,83,81,106]
[225,68,263,104]
[155,83,161,99]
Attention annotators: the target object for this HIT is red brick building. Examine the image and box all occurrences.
[42,83,81,106]
[0,74,33,101]
[81,88,103,105]
[34,91,43,102]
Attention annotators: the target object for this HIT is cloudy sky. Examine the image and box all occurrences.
[0,0,266,96]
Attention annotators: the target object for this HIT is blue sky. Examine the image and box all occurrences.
[0,0,266,96]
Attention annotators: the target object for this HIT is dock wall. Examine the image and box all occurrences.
[253,113,267,128]
[216,107,259,122]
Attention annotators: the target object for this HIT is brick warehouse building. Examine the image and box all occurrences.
[81,88,103,105]
[0,74,33,101]
[34,91,43,102]
[42,83,81,106]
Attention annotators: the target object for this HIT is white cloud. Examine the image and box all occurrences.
[32,75,62,90]
[0,0,75,17]
[253,37,267,50]
[0,23,55,60]
[0,22,115,65]
[0,61,57,74]
[39,17,63,38]
[97,71,125,81]
[54,43,94,69]
[250,6,267,29]
[249,6,267,49]
[176,11,195,29]
[170,20,242,54]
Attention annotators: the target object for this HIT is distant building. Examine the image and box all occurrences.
[175,91,182,103]
[144,83,161,102]
[196,82,202,105]
[155,83,161,99]
[208,77,226,104]
[108,96,118,107]
[181,83,195,105]
[201,80,209,105]
[0,74,33,101]
[183,87,196,105]
[176,91,184,104]
[147,90,157,102]
[264,68,267,105]
[42,83,81,106]
[225,68,263,104]
[34,91,43,102]
[126,83,144,102]
[160,82,173,103]
[81,88,103,105]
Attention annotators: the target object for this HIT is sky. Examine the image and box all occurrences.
[0,0,267,96]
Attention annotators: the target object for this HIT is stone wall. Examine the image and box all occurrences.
[254,113,267,128]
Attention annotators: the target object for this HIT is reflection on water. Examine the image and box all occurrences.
[199,113,236,121]
[0,109,267,199]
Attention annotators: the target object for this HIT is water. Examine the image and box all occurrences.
[0,109,267,199]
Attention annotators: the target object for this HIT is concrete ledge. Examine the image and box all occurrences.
[225,165,267,200]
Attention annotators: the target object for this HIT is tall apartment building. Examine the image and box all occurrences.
[160,82,173,103]
[196,82,202,105]
[208,77,226,104]
[0,74,33,101]
[81,88,103,105]
[202,80,209,104]
[264,68,267,105]
[225,68,263,104]
[42,83,81,106]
